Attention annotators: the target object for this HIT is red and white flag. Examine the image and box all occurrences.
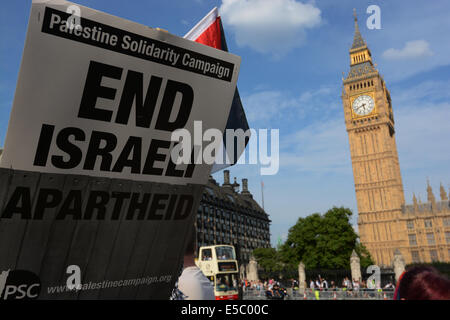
[184,7,223,49]
[184,8,250,173]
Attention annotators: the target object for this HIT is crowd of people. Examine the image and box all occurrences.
[239,278,289,299]
[307,276,395,291]
[239,276,397,297]
[238,276,397,300]
[241,267,450,300]
[240,279,277,293]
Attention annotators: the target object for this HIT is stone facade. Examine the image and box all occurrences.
[195,171,271,265]
[298,262,306,293]
[392,249,406,282]
[341,12,450,266]
[400,184,450,264]
[246,256,259,282]
[350,250,362,281]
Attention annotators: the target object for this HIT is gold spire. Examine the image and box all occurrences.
[440,183,448,201]
[351,9,366,50]
[427,180,436,204]
[347,9,373,71]
[413,193,418,207]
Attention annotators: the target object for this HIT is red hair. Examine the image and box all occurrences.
[396,266,450,300]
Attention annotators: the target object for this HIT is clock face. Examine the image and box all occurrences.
[352,95,375,116]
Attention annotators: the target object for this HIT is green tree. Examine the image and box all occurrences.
[252,247,297,279]
[279,207,373,269]
[252,247,282,274]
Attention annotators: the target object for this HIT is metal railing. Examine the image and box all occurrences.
[242,287,395,300]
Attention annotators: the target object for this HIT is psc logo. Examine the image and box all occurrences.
[0,269,41,300]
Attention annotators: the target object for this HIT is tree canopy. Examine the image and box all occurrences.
[252,247,281,274]
[254,207,373,273]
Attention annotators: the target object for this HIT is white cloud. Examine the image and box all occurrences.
[242,85,337,127]
[393,80,450,170]
[393,80,450,103]
[396,102,450,168]
[382,40,433,60]
[219,0,321,56]
[280,118,350,173]
[243,90,301,124]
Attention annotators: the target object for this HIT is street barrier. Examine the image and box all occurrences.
[243,287,395,300]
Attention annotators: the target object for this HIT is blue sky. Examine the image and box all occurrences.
[1,0,449,246]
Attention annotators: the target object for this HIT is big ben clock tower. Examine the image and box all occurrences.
[342,11,406,266]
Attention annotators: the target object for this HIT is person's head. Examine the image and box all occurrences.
[394,266,450,300]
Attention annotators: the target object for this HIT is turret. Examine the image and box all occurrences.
[440,183,448,201]
[427,180,436,205]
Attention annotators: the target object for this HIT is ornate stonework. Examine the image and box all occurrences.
[342,12,450,266]
[298,262,306,293]
[392,249,406,282]
[350,250,362,281]
[246,255,259,281]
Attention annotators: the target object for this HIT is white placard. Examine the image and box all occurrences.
[0,0,240,186]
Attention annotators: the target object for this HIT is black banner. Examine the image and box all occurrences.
[218,262,238,272]
[0,300,441,318]
[41,7,234,82]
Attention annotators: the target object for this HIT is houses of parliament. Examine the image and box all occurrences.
[341,12,450,266]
